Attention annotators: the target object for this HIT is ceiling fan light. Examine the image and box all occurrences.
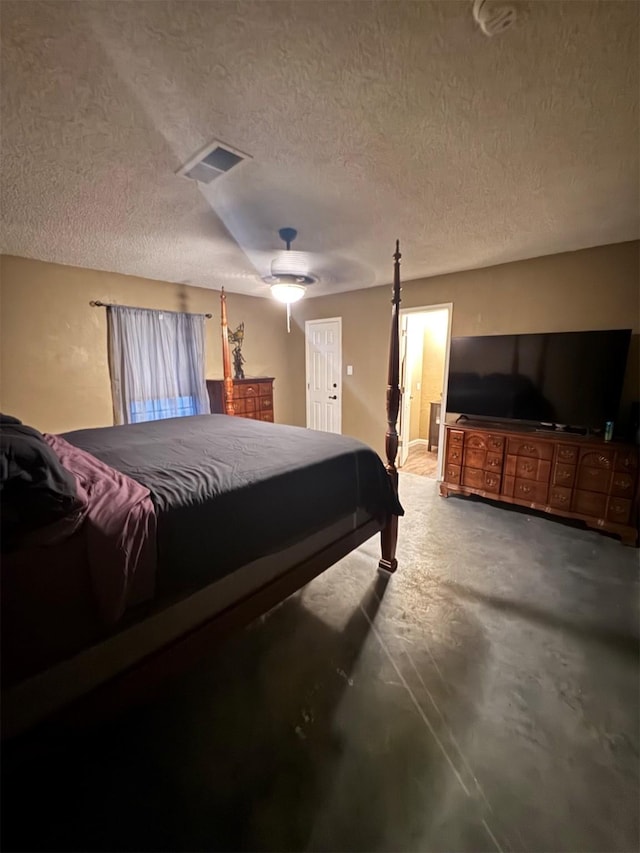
[270,250,310,278]
[270,283,306,304]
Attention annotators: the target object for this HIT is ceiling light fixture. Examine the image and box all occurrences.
[263,227,317,331]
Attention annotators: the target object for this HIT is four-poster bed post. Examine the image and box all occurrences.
[218,241,403,573]
[378,240,401,573]
[219,287,235,416]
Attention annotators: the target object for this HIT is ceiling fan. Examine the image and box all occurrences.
[262,227,318,330]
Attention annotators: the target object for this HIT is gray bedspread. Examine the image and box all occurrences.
[63,415,402,593]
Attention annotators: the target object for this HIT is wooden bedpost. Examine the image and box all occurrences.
[220,288,235,416]
[379,240,402,573]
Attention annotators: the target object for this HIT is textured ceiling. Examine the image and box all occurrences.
[1,1,638,297]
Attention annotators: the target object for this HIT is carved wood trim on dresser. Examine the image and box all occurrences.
[207,377,275,422]
[439,422,639,546]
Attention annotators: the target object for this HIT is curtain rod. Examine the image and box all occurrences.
[90,300,213,319]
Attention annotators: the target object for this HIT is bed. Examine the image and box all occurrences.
[1,242,404,738]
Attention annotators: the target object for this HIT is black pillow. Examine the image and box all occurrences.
[0,417,80,551]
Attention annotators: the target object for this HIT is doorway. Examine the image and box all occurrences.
[305,317,342,433]
[398,304,452,479]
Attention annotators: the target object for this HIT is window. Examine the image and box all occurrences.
[129,395,198,423]
[107,306,209,425]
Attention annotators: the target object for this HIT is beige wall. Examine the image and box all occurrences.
[2,242,638,445]
[291,241,640,457]
[0,255,296,433]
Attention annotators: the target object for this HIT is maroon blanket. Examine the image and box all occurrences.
[43,434,157,624]
[2,437,156,684]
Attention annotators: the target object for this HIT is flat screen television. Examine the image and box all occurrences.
[446,329,631,431]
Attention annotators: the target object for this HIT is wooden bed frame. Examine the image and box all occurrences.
[2,243,403,738]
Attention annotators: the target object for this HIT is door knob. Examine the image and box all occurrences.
[329,395,337,400]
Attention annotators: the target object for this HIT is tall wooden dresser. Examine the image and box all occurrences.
[440,421,639,545]
[206,377,275,422]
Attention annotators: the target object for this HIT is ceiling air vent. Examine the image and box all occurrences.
[177,139,251,185]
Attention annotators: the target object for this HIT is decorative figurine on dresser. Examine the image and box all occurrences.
[228,322,245,380]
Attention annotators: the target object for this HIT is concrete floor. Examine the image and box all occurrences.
[3,474,639,852]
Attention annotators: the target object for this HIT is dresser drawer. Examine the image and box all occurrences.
[485,452,504,472]
[483,472,502,494]
[237,397,256,414]
[462,467,485,489]
[464,448,486,470]
[448,430,464,446]
[505,455,551,482]
[239,382,262,397]
[610,472,635,498]
[580,449,614,470]
[576,466,611,494]
[462,467,500,493]
[615,450,638,473]
[513,478,548,504]
[487,434,505,452]
[549,486,572,509]
[573,489,607,518]
[607,497,631,525]
[465,432,488,450]
[507,438,554,461]
[447,443,463,465]
[556,445,579,464]
[444,463,461,485]
[259,395,273,411]
[553,463,576,487]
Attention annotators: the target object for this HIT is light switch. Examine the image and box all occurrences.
[346,365,353,375]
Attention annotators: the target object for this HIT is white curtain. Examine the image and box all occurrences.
[107,306,210,425]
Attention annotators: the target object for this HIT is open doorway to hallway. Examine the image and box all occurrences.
[398,305,452,479]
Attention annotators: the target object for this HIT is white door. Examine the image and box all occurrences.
[305,318,342,433]
[398,314,411,466]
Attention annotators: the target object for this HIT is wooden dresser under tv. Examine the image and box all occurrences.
[207,377,274,422]
[440,421,639,545]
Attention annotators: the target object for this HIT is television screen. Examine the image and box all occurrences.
[446,329,631,429]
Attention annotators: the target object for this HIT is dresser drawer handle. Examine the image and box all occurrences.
[558,470,571,481]
[610,504,626,515]
[486,477,498,487]
[488,458,500,467]
[619,457,632,468]
[518,484,533,495]
[552,492,568,504]
[450,450,460,460]
[522,444,536,453]
[447,469,457,478]
[559,449,574,459]
[521,462,535,473]
[489,439,502,448]
[613,479,630,490]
